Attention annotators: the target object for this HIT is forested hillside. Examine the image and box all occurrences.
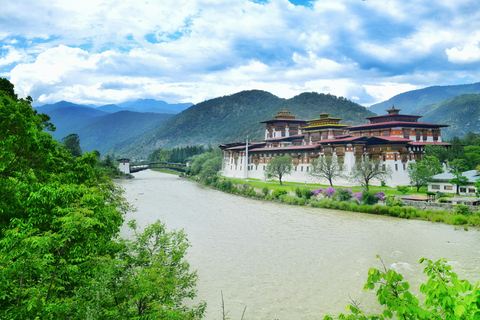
[369,82,480,115]
[119,90,375,157]
[414,94,480,139]
[77,111,174,155]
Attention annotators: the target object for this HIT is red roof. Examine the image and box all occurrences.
[408,141,451,146]
[259,119,308,124]
[250,144,322,152]
[348,121,448,130]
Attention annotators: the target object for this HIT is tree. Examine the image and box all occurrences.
[309,155,344,187]
[350,159,392,191]
[448,159,468,195]
[324,257,480,320]
[75,220,206,319]
[0,92,204,319]
[475,177,480,198]
[61,133,82,157]
[0,77,17,99]
[264,155,293,185]
[407,160,435,192]
[200,155,222,178]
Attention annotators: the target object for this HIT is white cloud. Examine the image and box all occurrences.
[3,0,480,107]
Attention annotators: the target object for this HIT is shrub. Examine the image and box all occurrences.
[354,192,362,201]
[272,189,287,199]
[384,196,404,207]
[396,186,409,194]
[374,191,386,201]
[295,186,303,198]
[324,186,336,198]
[438,198,452,203]
[335,188,353,202]
[310,200,319,207]
[312,188,323,196]
[361,191,378,205]
[454,204,472,216]
[262,186,269,196]
[301,187,312,199]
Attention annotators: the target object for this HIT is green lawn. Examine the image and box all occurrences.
[226,177,430,197]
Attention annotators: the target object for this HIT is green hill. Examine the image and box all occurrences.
[414,94,480,139]
[76,111,174,155]
[117,90,375,157]
[368,82,480,115]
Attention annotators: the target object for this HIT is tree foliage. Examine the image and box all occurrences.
[309,155,344,187]
[448,159,469,195]
[0,83,204,319]
[265,155,293,185]
[350,159,393,191]
[61,133,83,157]
[325,256,480,320]
[407,160,435,192]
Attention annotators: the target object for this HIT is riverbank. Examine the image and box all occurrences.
[184,174,480,228]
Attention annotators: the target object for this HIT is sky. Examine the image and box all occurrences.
[2,0,480,107]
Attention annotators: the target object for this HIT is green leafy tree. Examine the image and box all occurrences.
[200,155,222,178]
[75,220,206,319]
[0,92,203,319]
[350,159,393,191]
[324,256,480,320]
[309,155,344,187]
[264,155,293,185]
[407,160,435,192]
[0,77,17,99]
[425,144,451,164]
[61,133,83,157]
[448,159,468,195]
[475,177,480,198]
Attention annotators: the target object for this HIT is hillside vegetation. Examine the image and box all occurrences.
[369,82,480,115]
[415,94,480,139]
[120,90,375,157]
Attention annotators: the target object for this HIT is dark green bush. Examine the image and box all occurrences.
[262,186,269,196]
[454,204,472,216]
[361,191,378,205]
[335,188,353,202]
[272,189,288,199]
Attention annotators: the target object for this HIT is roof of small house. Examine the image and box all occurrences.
[430,170,480,183]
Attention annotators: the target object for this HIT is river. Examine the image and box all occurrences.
[117,170,480,319]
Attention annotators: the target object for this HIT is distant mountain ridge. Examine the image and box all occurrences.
[36,102,174,156]
[413,94,480,139]
[36,98,193,115]
[117,90,376,157]
[368,82,480,115]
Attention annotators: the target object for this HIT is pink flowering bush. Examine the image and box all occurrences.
[354,192,362,201]
[324,187,336,198]
[374,191,386,201]
[312,188,323,196]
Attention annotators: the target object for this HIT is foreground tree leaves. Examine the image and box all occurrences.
[324,256,480,320]
[0,90,204,319]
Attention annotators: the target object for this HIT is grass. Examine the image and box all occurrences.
[228,177,429,198]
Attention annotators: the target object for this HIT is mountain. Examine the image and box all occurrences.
[413,94,480,139]
[76,111,174,155]
[37,103,174,155]
[97,104,124,113]
[45,106,108,141]
[117,90,376,157]
[35,101,89,114]
[368,82,480,115]
[117,99,192,113]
